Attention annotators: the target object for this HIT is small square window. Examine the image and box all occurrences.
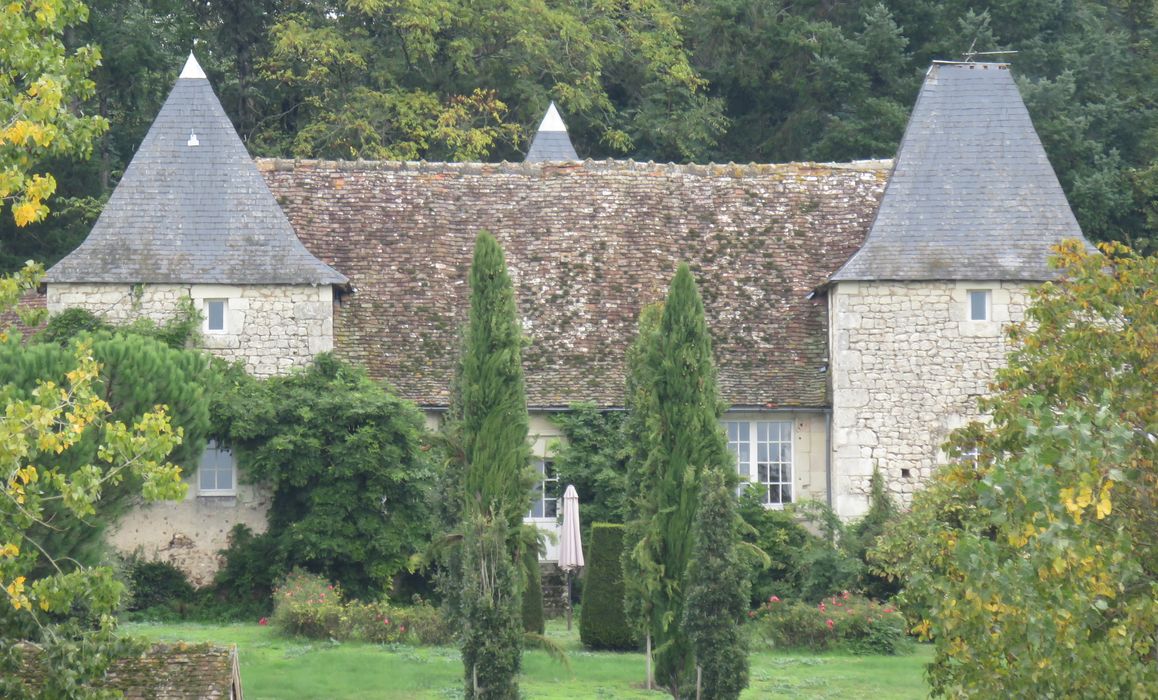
[968,290,990,321]
[205,299,227,332]
[198,442,236,496]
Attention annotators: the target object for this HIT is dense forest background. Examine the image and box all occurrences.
[3,0,1156,271]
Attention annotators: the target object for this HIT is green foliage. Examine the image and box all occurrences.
[579,524,635,651]
[736,488,810,604]
[216,353,434,600]
[450,232,533,699]
[550,403,629,535]
[459,515,523,700]
[846,467,901,601]
[682,469,749,700]
[208,524,283,617]
[521,545,544,635]
[753,593,910,656]
[271,569,452,645]
[874,242,1158,696]
[623,264,733,697]
[126,559,195,612]
[458,233,533,528]
[0,0,108,226]
[0,330,212,573]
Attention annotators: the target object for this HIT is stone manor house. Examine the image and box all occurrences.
[42,55,1087,582]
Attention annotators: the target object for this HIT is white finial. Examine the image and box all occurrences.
[180,52,207,80]
[537,102,568,132]
[187,130,199,147]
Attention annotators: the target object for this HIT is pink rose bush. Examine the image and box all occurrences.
[270,569,451,645]
[752,592,911,655]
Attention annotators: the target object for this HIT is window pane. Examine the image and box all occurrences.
[207,300,225,330]
[969,290,989,321]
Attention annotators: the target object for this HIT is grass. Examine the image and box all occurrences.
[121,619,931,699]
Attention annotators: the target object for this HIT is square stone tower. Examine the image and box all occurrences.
[826,62,1090,518]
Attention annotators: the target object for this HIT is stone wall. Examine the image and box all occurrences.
[46,281,335,583]
[107,481,270,587]
[829,281,1030,518]
[46,283,335,376]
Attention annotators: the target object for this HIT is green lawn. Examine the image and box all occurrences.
[122,620,931,699]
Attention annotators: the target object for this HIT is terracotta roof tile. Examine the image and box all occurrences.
[260,158,888,409]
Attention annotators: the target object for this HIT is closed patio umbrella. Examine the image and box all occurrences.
[558,484,584,630]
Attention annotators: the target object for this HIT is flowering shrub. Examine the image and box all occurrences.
[752,592,911,655]
[270,569,452,645]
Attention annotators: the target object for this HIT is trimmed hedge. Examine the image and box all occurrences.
[579,523,636,650]
[522,544,545,634]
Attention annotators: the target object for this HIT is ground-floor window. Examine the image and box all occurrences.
[198,441,236,496]
[528,459,558,518]
[724,420,793,506]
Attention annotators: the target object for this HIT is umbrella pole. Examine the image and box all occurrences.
[565,571,572,630]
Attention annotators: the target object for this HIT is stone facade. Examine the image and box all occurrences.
[47,283,335,376]
[46,281,335,580]
[107,480,270,587]
[829,280,1031,517]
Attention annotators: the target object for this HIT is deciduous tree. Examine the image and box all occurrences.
[874,241,1158,696]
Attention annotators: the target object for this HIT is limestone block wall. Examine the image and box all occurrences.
[107,480,270,587]
[46,283,335,376]
[829,281,1030,518]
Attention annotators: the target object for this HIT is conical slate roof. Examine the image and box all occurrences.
[47,54,346,286]
[831,62,1087,282]
[524,102,579,162]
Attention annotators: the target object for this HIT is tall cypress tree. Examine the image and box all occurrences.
[626,264,733,697]
[456,232,532,699]
[683,468,750,700]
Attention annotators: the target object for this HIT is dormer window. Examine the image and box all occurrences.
[968,290,991,321]
[205,299,227,332]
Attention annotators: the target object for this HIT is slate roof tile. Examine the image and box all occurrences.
[45,55,345,286]
[831,62,1088,282]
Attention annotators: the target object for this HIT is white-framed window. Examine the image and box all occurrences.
[528,459,558,519]
[198,441,236,496]
[967,289,991,321]
[205,298,228,332]
[724,420,793,506]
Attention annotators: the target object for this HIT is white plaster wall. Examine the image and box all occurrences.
[829,280,1030,518]
[108,479,270,587]
[46,282,335,377]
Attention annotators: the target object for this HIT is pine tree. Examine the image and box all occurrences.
[455,232,532,699]
[625,264,733,697]
[683,468,750,700]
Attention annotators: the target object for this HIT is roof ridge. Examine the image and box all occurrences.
[256,157,893,177]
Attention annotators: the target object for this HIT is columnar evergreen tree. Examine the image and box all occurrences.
[683,468,749,700]
[625,264,733,698]
[455,232,533,699]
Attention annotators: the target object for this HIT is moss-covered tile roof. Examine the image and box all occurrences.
[260,158,888,409]
[13,642,242,699]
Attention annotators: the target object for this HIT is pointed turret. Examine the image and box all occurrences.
[524,102,579,162]
[47,53,346,286]
[831,62,1088,282]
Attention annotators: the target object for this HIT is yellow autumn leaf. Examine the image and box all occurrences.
[1096,491,1112,519]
